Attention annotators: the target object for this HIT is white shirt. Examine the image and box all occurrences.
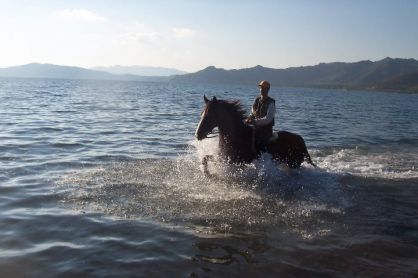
[251,101,275,127]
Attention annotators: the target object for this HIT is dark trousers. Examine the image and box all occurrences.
[255,126,273,153]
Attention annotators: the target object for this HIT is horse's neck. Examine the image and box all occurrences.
[215,106,256,162]
[218,113,250,143]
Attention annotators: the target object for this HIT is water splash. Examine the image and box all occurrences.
[314,147,418,179]
[59,140,348,239]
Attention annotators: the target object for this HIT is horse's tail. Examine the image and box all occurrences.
[304,151,316,167]
[301,138,316,167]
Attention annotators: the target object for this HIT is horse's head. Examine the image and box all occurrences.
[195,95,219,140]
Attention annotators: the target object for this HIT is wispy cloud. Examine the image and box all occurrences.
[118,23,160,45]
[119,31,159,44]
[53,9,106,22]
[171,27,195,38]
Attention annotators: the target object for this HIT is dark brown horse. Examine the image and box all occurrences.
[195,96,315,174]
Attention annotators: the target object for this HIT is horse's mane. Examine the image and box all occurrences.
[217,99,247,121]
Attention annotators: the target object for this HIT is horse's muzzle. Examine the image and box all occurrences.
[195,131,205,140]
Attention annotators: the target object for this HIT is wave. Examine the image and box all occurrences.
[192,137,418,179]
[313,146,418,179]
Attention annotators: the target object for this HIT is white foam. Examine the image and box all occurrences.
[315,148,418,179]
[58,140,352,238]
[188,139,349,212]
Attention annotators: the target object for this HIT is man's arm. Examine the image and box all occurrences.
[253,102,275,126]
[247,106,256,118]
[245,99,258,123]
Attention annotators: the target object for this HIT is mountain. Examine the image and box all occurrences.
[2,59,418,93]
[93,65,187,76]
[172,58,418,93]
[0,63,170,82]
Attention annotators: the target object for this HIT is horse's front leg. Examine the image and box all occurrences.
[202,155,214,177]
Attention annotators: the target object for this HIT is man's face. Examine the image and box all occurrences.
[259,86,269,98]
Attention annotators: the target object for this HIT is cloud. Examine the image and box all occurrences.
[117,23,161,45]
[53,9,106,22]
[171,27,195,38]
[119,31,159,44]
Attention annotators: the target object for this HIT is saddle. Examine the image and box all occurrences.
[249,125,277,155]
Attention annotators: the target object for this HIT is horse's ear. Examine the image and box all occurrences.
[212,96,217,102]
[204,95,209,104]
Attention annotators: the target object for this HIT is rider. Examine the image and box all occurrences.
[245,80,276,152]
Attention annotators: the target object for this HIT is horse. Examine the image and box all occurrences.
[195,95,315,175]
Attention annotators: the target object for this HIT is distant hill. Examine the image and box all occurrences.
[2,59,418,93]
[172,58,418,93]
[93,65,187,76]
[0,63,170,82]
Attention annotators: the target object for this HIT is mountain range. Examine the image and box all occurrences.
[1,58,417,93]
[92,65,187,76]
[0,63,172,82]
[172,57,418,93]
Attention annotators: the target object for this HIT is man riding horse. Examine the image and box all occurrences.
[195,82,316,172]
[245,80,275,153]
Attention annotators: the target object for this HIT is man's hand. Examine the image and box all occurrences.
[245,116,254,125]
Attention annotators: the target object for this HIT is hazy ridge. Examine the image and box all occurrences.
[172,57,418,93]
[92,65,187,76]
[1,58,417,93]
[0,63,170,82]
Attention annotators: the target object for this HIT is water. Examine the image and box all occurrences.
[1,78,418,277]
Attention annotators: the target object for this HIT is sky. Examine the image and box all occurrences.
[1,0,417,72]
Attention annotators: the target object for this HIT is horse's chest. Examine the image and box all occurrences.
[219,137,254,163]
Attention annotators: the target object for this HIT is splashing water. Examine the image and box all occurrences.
[314,147,418,179]
[60,139,348,238]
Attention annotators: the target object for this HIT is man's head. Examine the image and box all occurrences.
[258,80,270,98]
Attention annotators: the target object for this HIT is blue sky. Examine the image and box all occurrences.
[0,0,417,71]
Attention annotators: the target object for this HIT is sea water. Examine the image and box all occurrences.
[0,78,417,277]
